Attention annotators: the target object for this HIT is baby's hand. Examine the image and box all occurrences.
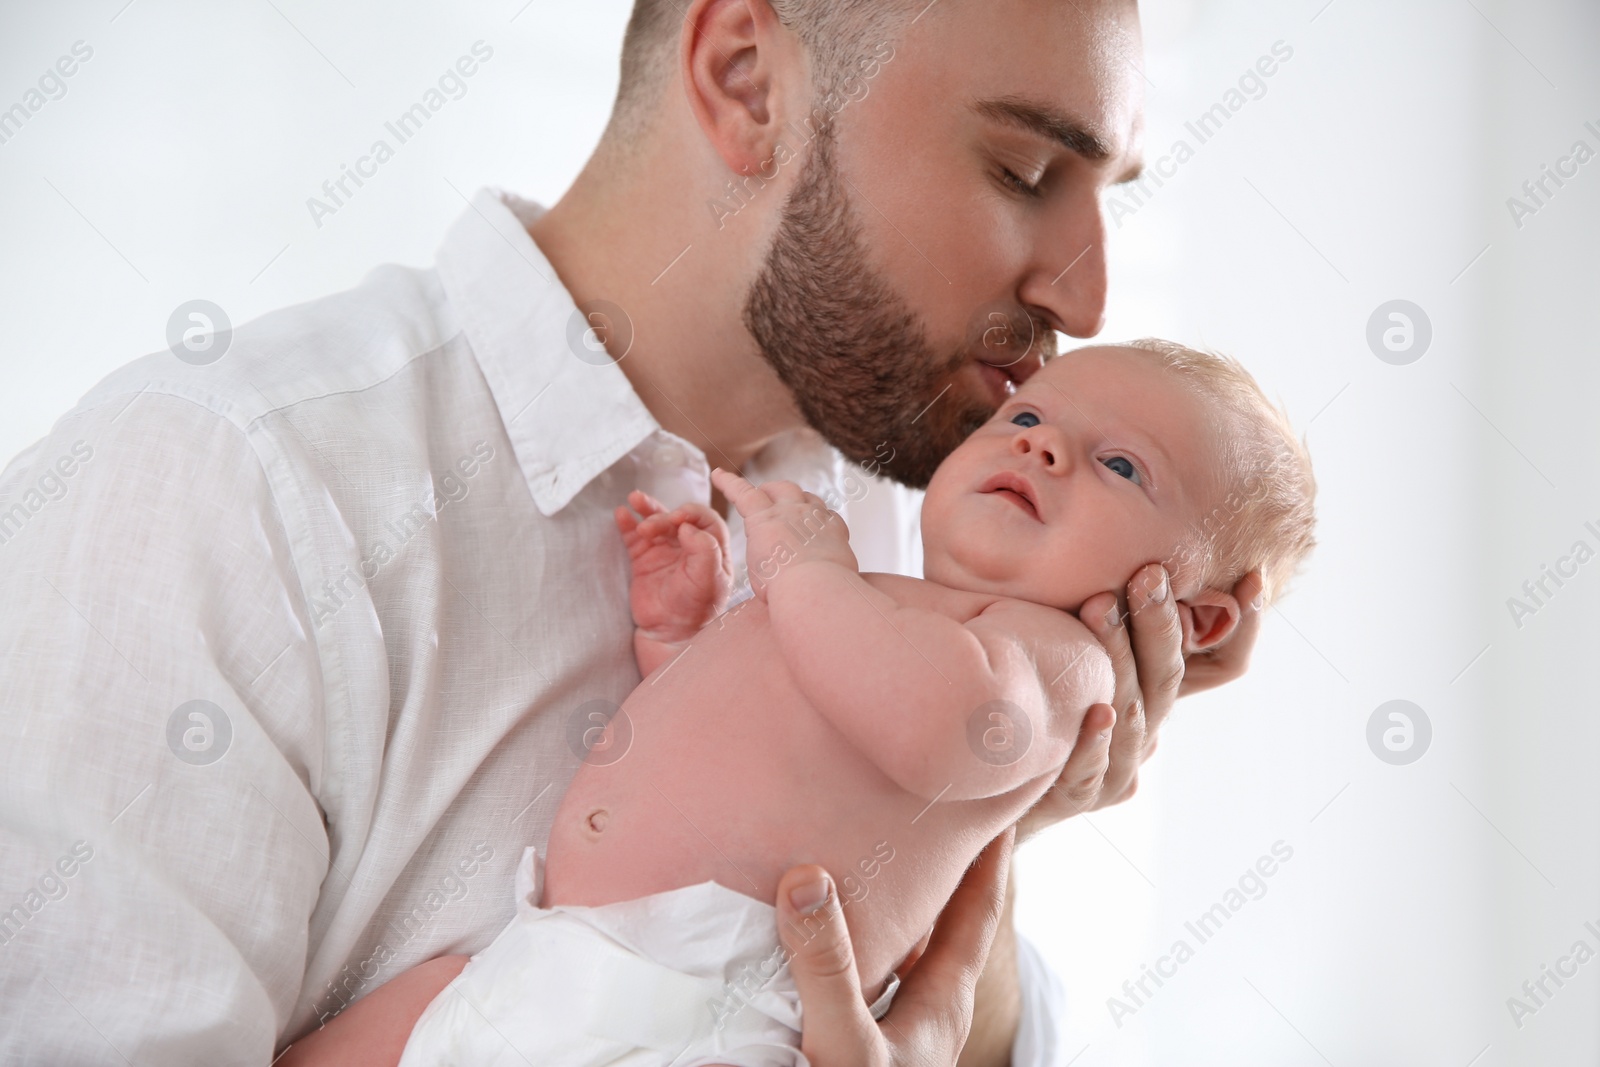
[710,468,858,599]
[615,490,734,643]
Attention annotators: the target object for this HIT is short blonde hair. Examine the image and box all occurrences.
[1118,338,1317,606]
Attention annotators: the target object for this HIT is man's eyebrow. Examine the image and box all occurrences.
[971,95,1144,184]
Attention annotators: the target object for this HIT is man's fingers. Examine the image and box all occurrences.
[776,836,1013,1067]
[775,866,881,1060]
[1081,588,1146,806]
[1015,703,1115,842]
[1056,703,1117,806]
[893,826,1014,1028]
[1126,563,1184,737]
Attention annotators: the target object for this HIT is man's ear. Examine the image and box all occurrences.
[1177,586,1241,655]
[681,0,802,177]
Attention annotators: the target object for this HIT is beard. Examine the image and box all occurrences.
[742,124,1050,490]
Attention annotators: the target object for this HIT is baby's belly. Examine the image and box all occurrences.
[540,607,1037,991]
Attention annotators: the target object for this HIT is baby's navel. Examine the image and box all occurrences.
[583,808,609,836]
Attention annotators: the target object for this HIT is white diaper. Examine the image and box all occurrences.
[397,845,900,1067]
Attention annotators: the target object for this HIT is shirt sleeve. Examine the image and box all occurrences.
[0,391,328,1065]
[1011,930,1071,1067]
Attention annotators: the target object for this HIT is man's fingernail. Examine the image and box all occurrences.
[1251,591,1265,612]
[789,876,831,914]
[1148,569,1169,603]
[1104,605,1121,629]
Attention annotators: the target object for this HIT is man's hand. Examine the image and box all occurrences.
[615,489,733,642]
[710,468,858,599]
[773,827,1016,1067]
[1015,565,1266,841]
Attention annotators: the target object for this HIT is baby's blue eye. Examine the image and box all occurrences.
[1102,456,1142,485]
[1010,411,1041,428]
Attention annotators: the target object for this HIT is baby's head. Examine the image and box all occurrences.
[920,340,1316,655]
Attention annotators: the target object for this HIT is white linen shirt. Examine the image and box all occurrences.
[0,187,1064,1065]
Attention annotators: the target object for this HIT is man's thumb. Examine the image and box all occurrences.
[777,865,877,1038]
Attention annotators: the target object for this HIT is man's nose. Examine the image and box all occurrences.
[1019,196,1111,340]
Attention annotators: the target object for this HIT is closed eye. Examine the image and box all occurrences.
[998,167,1042,198]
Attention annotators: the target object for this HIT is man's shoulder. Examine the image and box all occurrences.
[77,262,462,434]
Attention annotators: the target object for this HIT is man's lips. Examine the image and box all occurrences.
[979,470,1041,521]
[974,361,1019,408]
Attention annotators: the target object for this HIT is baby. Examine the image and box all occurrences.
[318,340,1315,1066]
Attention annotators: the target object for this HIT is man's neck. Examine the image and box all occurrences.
[526,155,806,473]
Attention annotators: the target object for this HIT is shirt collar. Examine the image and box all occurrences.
[435,186,662,516]
[435,186,847,516]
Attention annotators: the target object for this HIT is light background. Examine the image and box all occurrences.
[1,1,1596,1063]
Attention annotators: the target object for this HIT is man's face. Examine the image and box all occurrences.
[744,0,1145,488]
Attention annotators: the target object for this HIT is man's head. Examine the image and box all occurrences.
[918,342,1316,655]
[590,0,1146,486]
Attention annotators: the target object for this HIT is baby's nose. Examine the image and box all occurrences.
[1013,433,1061,469]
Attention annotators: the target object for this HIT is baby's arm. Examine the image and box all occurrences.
[614,490,734,676]
[275,955,470,1067]
[713,469,1114,803]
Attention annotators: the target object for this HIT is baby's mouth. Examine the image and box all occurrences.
[978,471,1041,521]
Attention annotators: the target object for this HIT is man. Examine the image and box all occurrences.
[0,0,1260,1063]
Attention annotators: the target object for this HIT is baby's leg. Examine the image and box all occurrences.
[276,955,471,1067]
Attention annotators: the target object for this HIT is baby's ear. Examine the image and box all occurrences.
[1177,587,1241,655]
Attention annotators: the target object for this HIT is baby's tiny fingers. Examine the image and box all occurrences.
[635,511,676,535]
[628,489,666,517]
[761,480,808,504]
[711,468,772,517]
[678,520,718,552]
